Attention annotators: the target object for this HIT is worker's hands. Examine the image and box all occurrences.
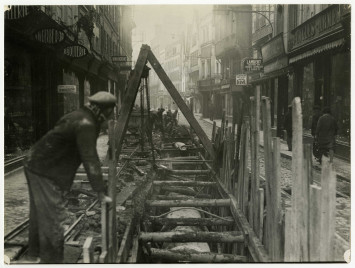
[98,192,112,203]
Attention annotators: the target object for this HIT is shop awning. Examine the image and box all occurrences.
[289,39,344,64]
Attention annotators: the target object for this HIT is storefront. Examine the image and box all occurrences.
[288,5,351,146]
[5,7,120,160]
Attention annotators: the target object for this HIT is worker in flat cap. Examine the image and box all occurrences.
[23,91,116,263]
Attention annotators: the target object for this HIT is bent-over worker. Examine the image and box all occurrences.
[23,91,116,263]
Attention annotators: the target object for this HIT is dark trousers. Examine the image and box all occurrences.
[287,133,292,151]
[24,168,66,263]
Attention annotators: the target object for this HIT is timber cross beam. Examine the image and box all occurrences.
[115,44,215,161]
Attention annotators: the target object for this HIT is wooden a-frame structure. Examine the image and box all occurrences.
[115,44,215,159]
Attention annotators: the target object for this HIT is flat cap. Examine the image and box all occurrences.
[88,91,116,106]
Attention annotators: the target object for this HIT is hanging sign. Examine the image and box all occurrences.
[236,74,248,86]
[63,45,88,58]
[112,55,127,62]
[242,58,263,72]
[57,85,77,93]
[34,28,66,44]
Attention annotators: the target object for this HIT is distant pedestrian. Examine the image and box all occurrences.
[311,105,322,161]
[283,105,293,151]
[315,107,338,163]
[23,91,115,263]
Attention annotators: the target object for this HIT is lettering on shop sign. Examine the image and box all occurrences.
[242,58,263,72]
[235,74,248,86]
[34,28,65,44]
[57,85,77,94]
[289,4,349,51]
[63,45,88,58]
[261,34,285,64]
[112,55,127,62]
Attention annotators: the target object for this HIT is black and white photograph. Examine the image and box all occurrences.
[1,1,352,264]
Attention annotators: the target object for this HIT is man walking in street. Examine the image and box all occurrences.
[283,105,293,151]
[315,107,338,163]
[23,91,116,263]
[311,105,322,162]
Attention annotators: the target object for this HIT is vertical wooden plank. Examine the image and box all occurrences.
[108,120,118,262]
[212,121,217,143]
[261,96,273,255]
[147,50,215,158]
[101,202,108,261]
[284,208,294,261]
[271,137,282,261]
[304,144,313,185]
[309,184,322,262]
[291,97,308,261]
[248,97,255,228]
[319,159,336,261]
[258,188,264,242]
[242,122,250,215]
[83,237,94,263]
[253,86,261,236]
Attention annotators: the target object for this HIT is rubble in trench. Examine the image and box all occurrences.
[63,123,195,263]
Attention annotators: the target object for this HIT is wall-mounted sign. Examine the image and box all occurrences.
[261,34,285,64]
[112,55,127,62]
[5,6,29,20]
[242,58,263,72]
[236,74,248,86]
[34,28,65,45]
[63,45,88,58]
[57,85,77,94]
[288,4,350,51]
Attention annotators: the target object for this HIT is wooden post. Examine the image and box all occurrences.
[290,97,308,261]
[261,96,273,255]
[83,237,94,263]
[284,208,294,261]
[309,184,321,262]
[107,120,118,262]
[101,202,108,262]
[147,50,215,158]
[212,121,217,143]
[320,158,336,261]
[258,188,264,242]
[271,137,282,261]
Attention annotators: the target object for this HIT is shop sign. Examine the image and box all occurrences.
[261,34,285,64]
[63,45,88,58]
[34,28,65,45]
[264,56,288,74]
[242,58,263,72]
[112,55,127,62]
[236,74,248,86]
[289,4,349,51]
[57,85,77,94]
[5,6,29,20]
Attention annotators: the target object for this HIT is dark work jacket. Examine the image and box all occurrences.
[316,113,338,146]
[24,107,104,192]
[311,111,322,136]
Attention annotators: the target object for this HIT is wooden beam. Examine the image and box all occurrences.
[309,184,321,262]
[83,237,94,263]
[148,217,234,227]
[117,219,133,263]
[161,186,196,196]
[155,194,212,200]
[150,248,247,263]
[153,181,215,187]
[107,120,118,262]
[320,159,336,261]
[115,45,149,158]
[290,97,308,261]
[147,49,215,158]
[140,231,244,243]
[170,170,210,175]
[146,199,230,207]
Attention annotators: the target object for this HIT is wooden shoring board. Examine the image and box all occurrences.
[116,219,134,263]
[199,152,270,262]
[107,120,118,262]
[147,49,215,158]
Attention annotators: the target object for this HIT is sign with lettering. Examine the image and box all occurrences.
[57,85,77,94]
[34,28,65,44]
[288,4,349,51]
[63,45,88,58]
[243,58,263,72]
[261,34,285,64]
[112,55,127,62]
[235,74,248,86]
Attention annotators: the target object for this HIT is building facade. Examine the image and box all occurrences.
[4,5,134,159]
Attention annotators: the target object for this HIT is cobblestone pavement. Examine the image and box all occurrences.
[178,112,350,242]
[4,135,109,235]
